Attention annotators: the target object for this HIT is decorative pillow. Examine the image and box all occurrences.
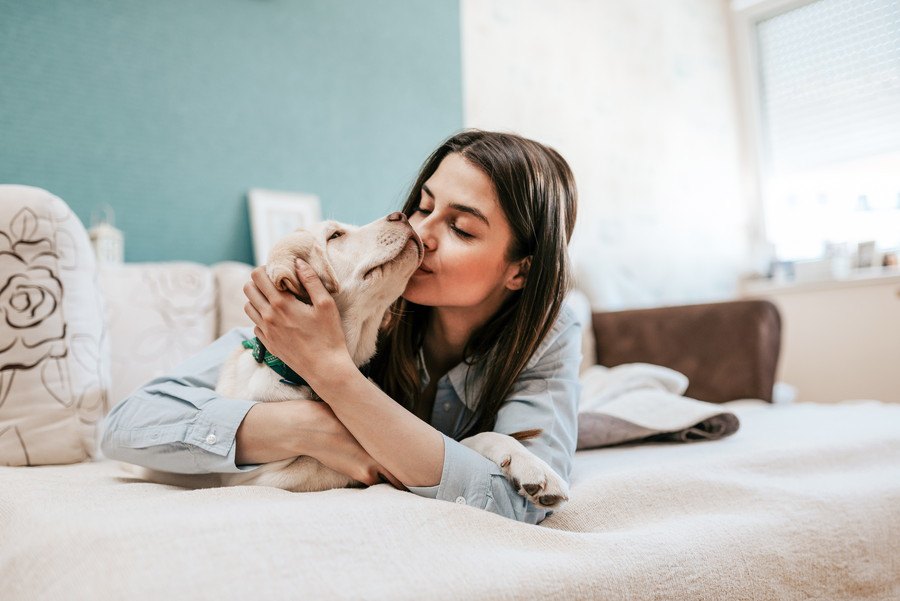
[98,262,217,405]
[211,261,254,336]
[0,185,110,466]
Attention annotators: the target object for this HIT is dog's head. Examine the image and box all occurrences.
[264,212,423,364]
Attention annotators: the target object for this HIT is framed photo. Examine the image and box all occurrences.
[856,240,876,269]
[248,188,322,266]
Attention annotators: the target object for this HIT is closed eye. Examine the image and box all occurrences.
[414,206,474,240]
[451,225,473,239]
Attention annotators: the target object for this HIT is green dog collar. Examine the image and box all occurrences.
[241,337,309,388]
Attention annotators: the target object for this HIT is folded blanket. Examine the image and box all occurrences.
[577,363,740,449]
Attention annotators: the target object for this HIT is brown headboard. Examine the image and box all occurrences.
[592,300,782,403]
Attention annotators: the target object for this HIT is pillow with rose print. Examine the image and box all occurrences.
[0,185,110,466]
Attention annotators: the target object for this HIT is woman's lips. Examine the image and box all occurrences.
[415,263,433,274]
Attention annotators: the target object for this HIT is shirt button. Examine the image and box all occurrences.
[455,496,467,505]
[205,434,217,445]
[443,402,451,412]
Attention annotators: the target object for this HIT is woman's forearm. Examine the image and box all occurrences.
[234,399,323,465]
[234,394,411,489]
[309,359,445,488]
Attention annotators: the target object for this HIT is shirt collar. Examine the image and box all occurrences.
[414,303,578,411]
[416,346,483,411]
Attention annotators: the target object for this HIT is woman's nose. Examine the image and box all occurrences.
[408,213,435,250]
[386,211,408,223]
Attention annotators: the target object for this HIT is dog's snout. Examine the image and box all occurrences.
[386,211,407,223]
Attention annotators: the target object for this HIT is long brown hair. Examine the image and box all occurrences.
[369,129,577,439]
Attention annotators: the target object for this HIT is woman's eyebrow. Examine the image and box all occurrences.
[421,183,491,227]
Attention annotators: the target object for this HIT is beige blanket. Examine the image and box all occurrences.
[2,400,899,601]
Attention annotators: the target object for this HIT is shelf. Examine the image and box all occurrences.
[741,267,900,296]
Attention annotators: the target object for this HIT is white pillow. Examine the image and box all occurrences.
[99,262,217,405]
[211,260,254,336]
[0,185,110,466]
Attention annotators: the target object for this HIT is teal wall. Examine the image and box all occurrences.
[0,0,462,264]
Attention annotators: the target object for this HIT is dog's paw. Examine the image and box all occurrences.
[500,452,569,509]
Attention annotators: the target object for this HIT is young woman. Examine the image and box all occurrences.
[100,129,582,524]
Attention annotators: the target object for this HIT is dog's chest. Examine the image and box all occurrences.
[218,348,317,402]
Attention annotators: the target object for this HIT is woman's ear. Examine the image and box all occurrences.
[504,256,531,291]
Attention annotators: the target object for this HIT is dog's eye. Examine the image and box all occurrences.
[328,231,344,241]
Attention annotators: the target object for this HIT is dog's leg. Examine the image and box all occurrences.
[460,432,569,509]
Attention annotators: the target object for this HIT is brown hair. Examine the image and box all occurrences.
[369,129,577,439]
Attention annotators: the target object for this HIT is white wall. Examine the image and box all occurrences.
[461,0,756,309]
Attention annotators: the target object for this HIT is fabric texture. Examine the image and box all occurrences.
[5,400,900,600]
[210,260,254,334]
[577,363,740,449]
[98,262,217,405]
[0,185,110,466]
[100,304,583,524]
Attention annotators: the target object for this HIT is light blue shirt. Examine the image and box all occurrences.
[100,304,582,524]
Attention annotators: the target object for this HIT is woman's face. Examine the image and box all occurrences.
[404,153,525,309]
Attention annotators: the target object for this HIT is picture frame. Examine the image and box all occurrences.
[248,188,322,266]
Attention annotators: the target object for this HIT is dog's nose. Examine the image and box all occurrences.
[387,211,408,223]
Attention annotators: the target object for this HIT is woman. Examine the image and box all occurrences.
[100,129,582,525]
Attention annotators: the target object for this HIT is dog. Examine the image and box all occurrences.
[136,212,568,509]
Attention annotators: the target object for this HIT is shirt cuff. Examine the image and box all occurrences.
[404,434,496,502]
[186,396,261,473]
[406,434,551,524]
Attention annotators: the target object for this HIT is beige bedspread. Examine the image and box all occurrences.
[2,400,899,601]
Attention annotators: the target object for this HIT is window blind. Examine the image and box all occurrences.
[756,0,900,174]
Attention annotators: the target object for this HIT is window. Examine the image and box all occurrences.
[751,0,900,261]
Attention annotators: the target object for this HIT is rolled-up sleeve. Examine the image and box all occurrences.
[408,306,583,524]
[99,326,263,474]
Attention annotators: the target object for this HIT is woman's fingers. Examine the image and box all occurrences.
[250,265,281,305]
[243,280,266,313]
[295,259,332,307]
[244,302,263,330]
[254,326,271,348]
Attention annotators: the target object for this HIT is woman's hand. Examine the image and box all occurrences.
[243,259,353,387]
[303,401,407,491]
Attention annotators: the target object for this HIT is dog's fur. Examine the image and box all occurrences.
[136,215,568,508]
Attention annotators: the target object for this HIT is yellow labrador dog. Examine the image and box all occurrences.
[137,212,568,509]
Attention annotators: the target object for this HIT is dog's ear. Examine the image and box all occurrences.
[266,229,340,303]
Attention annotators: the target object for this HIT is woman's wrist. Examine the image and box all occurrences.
[306,352,359,400]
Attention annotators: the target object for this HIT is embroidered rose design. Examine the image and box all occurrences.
[0,208,67,371]
[131,266,214,363]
